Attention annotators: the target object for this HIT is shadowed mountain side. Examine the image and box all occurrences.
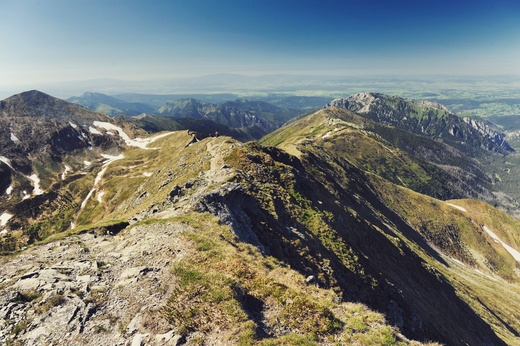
[0,91,124,207]
[156,98,301,134]
[205,143,504,345]
[118,113,260,141]
[329,93,513,155]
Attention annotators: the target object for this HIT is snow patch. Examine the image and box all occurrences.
[0,156,14,170]
[101,153,125,162]
[0,229,7,235]
[69,122,78,129]
[447,203,467,213]
[0,212,13,227]
[89,126,102,135]
[84,161,92,167]
[78,153,124,213]
[482,225,520,261]
[450,257,464,266]
[322,127,340,139]
[6,185,13,195]
[474,269,496,280]
[93,121,173,149]
[10,132,20,143]
[143,172,153,177]
[28,174,43,196]
[97,191,105,203]
[62,164,72,180]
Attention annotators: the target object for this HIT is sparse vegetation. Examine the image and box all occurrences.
[3,91,520,345]
[158,213,436,345]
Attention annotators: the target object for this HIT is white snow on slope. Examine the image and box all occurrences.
[0,156,14,170]
[6,185,13,195]
[76,154,124,222]
[447,203,467,213]
[84,161,92,167]
[10,133,20,143]
[89,126,102,135]
[322,128,339,139]
[482,225,520,262]
[0,212,13,227]
[69,122,78,129]
[93,121,173,149]
[28,174,43,195]
[444,202,519,261]
[62,164,72,180]
[0,156,43,197]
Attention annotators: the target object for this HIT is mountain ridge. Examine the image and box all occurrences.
[329,92,513,155]
[1,90,519,345]
[67,92,155,116]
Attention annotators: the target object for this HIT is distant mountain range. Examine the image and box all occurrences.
[1,89,520,345]
[68,92,155,116]
[155,98,301,134]
[68,92,318,138]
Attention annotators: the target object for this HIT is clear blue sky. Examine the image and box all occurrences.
[1,0,520,88]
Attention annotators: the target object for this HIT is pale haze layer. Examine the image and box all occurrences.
[1,0,520,91]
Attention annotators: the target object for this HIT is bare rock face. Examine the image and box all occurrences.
[328,92,513,154]
[0,222,187,345]
[156,98,299,134]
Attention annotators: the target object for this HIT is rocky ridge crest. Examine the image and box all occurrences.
[328,92,513,154]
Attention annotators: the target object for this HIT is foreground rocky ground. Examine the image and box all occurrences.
[0,222,191,345]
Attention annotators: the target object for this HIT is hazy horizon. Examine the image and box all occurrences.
[2,0,520,98]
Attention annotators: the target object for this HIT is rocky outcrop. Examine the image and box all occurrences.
[156,98,300,134]
[462,117,512,151]
[328,92,513,155]
[0,222,188,345]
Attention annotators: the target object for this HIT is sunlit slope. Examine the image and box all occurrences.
[370,176,520,345]
[261,107,492,201]
[70,130,505,344]
[261,107,520,345]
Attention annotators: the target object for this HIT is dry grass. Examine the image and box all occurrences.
[159,212,437,345]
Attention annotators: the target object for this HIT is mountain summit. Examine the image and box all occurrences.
[329,92,513,154]
[0,90,130,217]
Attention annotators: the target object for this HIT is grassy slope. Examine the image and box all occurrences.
[46,131,442,345]
[157,212,435,345]
[7,118,518,344]
[261,107,481,201]
[262,108,520,345]
[370,178,520,345]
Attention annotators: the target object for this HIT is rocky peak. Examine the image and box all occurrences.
[328,92,513,155]
[2,90,70,117]
[329,93,449,115]
[462,117,513,151]
[0,90,128,206]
